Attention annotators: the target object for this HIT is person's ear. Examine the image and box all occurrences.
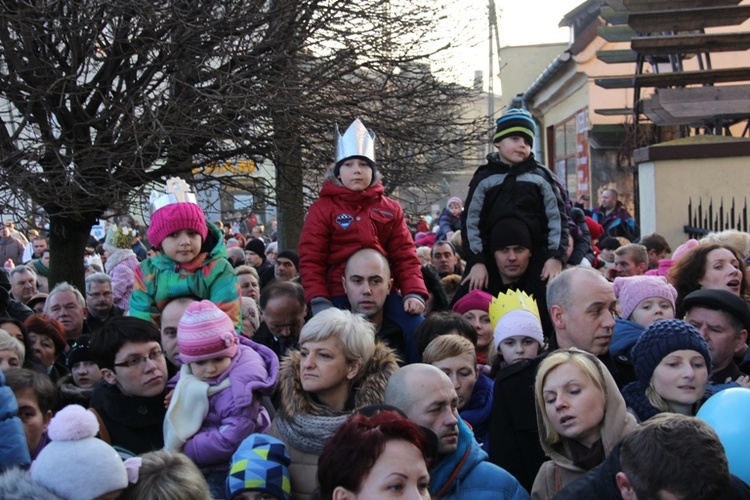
[550,304,565,330]
[735,329,748,353]
[42,409,53,432]
[387,277,393,293]
[333,486,355,500]
[101,368,117,386]
[347,360,363,381]
[615,472,636,500]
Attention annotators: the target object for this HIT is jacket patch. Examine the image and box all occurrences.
[336,213,354,230]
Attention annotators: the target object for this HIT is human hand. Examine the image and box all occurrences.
[164,389,175,409]
[541,258,562,282]
[403,298,425,315]
[730,375,750,388]
[461,263,488,291]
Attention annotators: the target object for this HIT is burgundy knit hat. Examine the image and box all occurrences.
[177,300,239,363]
[452,290,493,315]
[147,202,208,249]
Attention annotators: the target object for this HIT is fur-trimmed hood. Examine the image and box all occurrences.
[277,341,399,418]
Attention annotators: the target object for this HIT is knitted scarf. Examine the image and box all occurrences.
[621,381,661,422]
[32,260,49,277]
[274,412,348,455]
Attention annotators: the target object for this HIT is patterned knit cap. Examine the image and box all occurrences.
[613,275,677,321]
[177,300,238,363]
[631,319,711,385]
[227,434,291,500]
[494,108,535,146]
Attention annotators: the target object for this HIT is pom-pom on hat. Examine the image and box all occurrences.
[227,434,291,500]
[453,289,493,315]
[493,108,535,147]
[30,404,128,500]
[147,177,208,249]
[613,275,677,321]
[631,319,711,386]
[177,300,239,364]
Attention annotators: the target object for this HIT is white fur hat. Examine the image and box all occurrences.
[30,405,128,500]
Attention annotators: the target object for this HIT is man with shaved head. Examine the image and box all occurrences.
[385,363,527,499]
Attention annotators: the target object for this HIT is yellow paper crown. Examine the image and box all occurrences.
[489,289,540,329]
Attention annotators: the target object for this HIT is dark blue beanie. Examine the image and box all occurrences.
[631,319,711,385]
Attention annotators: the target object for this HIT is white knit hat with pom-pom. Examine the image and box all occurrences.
[30,404,128,500]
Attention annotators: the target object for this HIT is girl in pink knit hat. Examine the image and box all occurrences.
[163,300,278,498]
[130,177,241,332]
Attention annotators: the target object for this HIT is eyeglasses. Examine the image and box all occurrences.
[87,292,113,299]
[113,349,164,369]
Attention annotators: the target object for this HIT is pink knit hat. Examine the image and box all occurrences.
[613,275,677,321]
[453,290,493,315]
[177,300,239,363]
[147,202,208,249]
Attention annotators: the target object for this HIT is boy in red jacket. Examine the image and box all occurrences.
[299,119,428,321]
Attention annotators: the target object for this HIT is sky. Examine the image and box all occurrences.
[437,0,585,89]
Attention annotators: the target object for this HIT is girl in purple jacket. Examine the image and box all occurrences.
[164,300,279,498]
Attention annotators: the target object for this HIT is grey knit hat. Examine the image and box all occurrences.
[631,319,711,385]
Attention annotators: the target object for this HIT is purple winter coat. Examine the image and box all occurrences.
[169,338,279,471]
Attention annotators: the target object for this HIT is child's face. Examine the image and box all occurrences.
[190,356,232,382]
[599,248,615,263]
[449,202,461,217]
[499,336,540,365]
[630,297,675,328]
[495,135,531,165]
[338,159,373,191]
[161,229,202,263]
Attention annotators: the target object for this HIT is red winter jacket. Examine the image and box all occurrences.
[299,179,428,304]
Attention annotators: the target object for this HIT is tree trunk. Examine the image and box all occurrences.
[273,123,305,252]
[47,212,99,293]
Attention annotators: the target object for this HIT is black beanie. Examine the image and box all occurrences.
[490,218,533,251]
[276,250,299,271]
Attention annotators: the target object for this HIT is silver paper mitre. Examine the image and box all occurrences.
[335,118,376,165]
[148,177,200,215]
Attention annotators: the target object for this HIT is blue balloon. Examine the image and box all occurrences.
[697,387,750,485]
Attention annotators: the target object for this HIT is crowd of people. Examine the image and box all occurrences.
[0,113,749,499]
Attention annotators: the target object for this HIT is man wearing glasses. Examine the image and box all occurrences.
[89,316,168,455]
[84,273,123,337]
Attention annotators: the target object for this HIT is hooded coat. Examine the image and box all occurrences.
[530,353,638,500]
[104,247,142,311]
[130,222,241,331]
[267,342,399,500]
[298,170,427,307]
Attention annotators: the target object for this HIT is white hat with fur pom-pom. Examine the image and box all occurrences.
[30,404,128,500]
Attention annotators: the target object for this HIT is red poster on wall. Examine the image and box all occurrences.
[575,109,590,201]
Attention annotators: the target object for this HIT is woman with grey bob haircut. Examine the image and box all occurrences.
[268,307,399,499]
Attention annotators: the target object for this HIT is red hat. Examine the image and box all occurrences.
[585,217,604,241]
[147,202,208,249]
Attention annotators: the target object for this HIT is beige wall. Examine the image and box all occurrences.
[639,154,750,252]
[497,43,569,112]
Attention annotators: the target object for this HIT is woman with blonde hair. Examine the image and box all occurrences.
[621,319,711,422]
[267,308,399,499]
[532,349,637,499]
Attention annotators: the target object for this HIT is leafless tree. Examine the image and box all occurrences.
[0,0,484,290]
